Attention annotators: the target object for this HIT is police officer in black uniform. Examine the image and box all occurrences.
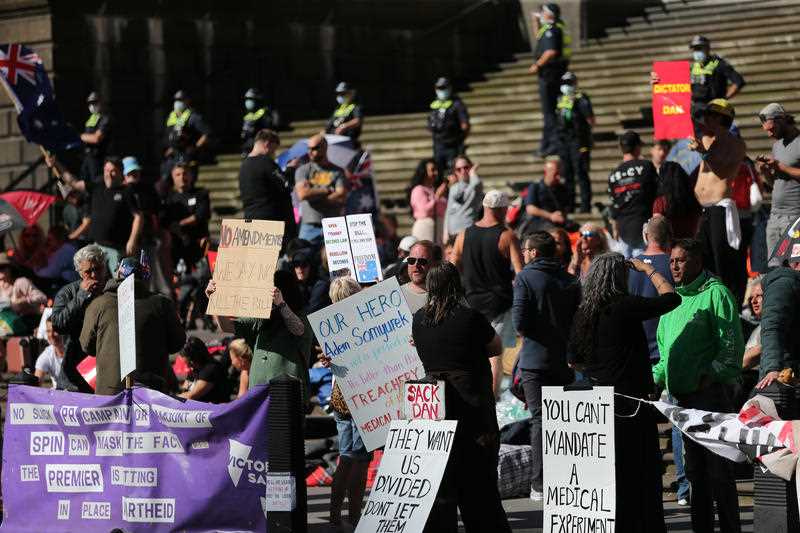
[427,77,470,176]
[325,82,363,143]
[528,3,570,157]
[556,71,595,213]
[161,90,211,181]
[80,92,112,183]
[240,88,273,157]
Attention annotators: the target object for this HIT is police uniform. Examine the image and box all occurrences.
[690,54,745,106]
[557,90,593,212]
[428,96,469,174]
[81,108,112,183]
[162,104,211,179]
[325,101,363,141]
[534,20,571,155]
[241,106,272,156]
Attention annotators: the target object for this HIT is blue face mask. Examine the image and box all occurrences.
[245,99,256,111]
[435,89,451,101]
[693,50,707,63]
[336,95,346,105]
[560,84,575,96]
[173,100,186,113]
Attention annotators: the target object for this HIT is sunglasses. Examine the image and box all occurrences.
[406,257,429,267]
[581,231,598,238]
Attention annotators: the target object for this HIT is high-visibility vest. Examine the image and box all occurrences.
[166,109,192,128]
[333,103,355,118]
[85,113,101,129]
[537,21,571,60]
[430,99,453,111]
[557,92,584,120]
[691,58,720,79]
[243,107,267,122]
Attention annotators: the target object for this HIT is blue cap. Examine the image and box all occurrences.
[122,156,141,176]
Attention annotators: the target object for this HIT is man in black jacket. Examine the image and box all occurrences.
[51,244,109,393]
[512,231,581,501]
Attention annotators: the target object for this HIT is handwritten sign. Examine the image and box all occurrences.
[542,386,615,533]
[355,419,457,533]
[117,275,136,382]
[264,473,296,511]
[403,380,445,421]
[308,277,425,451]
[322,214,382,283]
[652,61,693,139]
[206,219,285,319]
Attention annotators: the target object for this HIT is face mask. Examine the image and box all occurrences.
[435,89,451,101]
[560,84,575,96]
[173,100,186,113]
[88,104,99,115]
[692,51,707,63]
[336,95,345,105]
[245,99,256,111]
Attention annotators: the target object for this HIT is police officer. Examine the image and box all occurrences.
[427,77,470,176]
[325,82,363,143]
[240,88,273,157]
[556,71,595,213]
[80,92,112,183]
[162,90,211,180]
[528,3,570,157]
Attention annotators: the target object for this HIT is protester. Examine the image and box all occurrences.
[556,71,594,212]
[240,88,273,156]
[179,336,230,403]
[294,134,347,248]
[427,77,470,175]
[742,276,764,370]
[512,231,581,501]
[326,82,363,142]
[548,226,573,268]
[569,253,676,532]
[408,158,447,243]
[568,222,609,279]
[163,162,211,269]
[80,92,112,182]
[34,318,74,390]
[755,103,800,267]
[206,270,312,400]
[382,235,417,283]
[654,239,743,532]
[651,139,701,239]
[228,338,253,399]
[162,89,211,179]
[0,253,47,333]
[13,225,47,271]
[52,244,108,393]
[523,156,571,232]
[444,155,483,239]
[34,226,80,292]
[291,249,331,314]
[411,262,511,533]
[452,190,523,394]
[692,99,747,304]
[608,130,659,257]
[80,257,186,396]
[63,190,90,243]
[401,240,436,314]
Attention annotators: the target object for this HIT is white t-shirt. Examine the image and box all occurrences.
[401,283,428,315]
[35,346,73,390]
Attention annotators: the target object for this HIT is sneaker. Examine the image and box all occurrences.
[677,498,689,506]
[530,489,544,502]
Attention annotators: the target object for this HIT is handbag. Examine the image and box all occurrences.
[329,382,351,417]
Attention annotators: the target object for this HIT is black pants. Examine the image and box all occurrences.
[559,142,591,212]
[520,367,573,492]
[696,206,747,304]
[538,76,560,155]
[80,153,103,183]
[676,384,741,533]
[433,142,463,178]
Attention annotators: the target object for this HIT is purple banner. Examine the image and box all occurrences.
[1,384,270,532]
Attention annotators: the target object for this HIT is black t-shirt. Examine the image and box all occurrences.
[690,55,745,104]
[608,159,658,247]
[194,359,229,404]
[557,93,593,147]
[428,97,469,147]
[239,155,295,225]
[127,182,161,241]
[86,180,138,248]
[162,187,210,241]
[412,304,496,374]
[526,180,569,221]
[535,23,568,81]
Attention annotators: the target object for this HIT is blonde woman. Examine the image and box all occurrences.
[568,223,609,279]
[228,339,253,399]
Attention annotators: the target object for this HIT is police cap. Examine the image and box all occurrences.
[434,77,451,89]
[244,88,263,100]
[689,35,710,49]
[542,3,560,19]
[335,81,352,94]
[561,71,577,85]
[86,92,100,103]
[173,89,189,101]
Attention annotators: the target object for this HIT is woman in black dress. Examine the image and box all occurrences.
[412,262,511,533]
[570,252,679,533]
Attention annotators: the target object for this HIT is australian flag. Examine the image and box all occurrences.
[0,43,79,152]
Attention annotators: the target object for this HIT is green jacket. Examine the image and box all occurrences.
[760,267,800,377]
[653,271,743,395]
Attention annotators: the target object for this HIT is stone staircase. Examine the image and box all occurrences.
[199,0,800,237]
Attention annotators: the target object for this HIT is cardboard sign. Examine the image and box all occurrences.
[264,473,296,511]
[355,419,457,533]
[403,380,445,421]
[308,277,425,451]
[542,386,615,533]
[206,219,285,318]
[322,214,382,283]
[652,61,693,140]
[117,275,136,382]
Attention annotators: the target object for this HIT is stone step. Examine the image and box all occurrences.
[634,0,787,24]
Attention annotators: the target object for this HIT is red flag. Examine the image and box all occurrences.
[652,61,693,140]
[0,190,55,226]
[76,356,96,391]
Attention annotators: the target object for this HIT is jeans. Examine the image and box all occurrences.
[667,394,690,501]
[538,77,560,155]
[433,142,463,178]
[560,142,591,212]
[519,367,573,492]
[333,411,370,461]
[766,212,798,268]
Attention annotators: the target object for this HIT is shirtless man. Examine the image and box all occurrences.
[691,98,748,302]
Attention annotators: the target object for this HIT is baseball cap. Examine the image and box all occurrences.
[759,102,789,122]
[434,77,450,89]
[122,156,141,176]
[483,190,510,209]
[542,3,561,19]
[689,35,709,49]
[705,98,735,118]
[561,71,577,84]
[335,81,351,94]
[770,215,800,264]
[86,92,100,103]
[398,236,418,253]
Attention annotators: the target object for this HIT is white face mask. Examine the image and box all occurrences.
[692,50,707,63]
[245,99,256,111]
[173,100,186,113]
[88,104,99,115]
[336,95,345,105]
[560,84,575,96]
[435,89,451,101]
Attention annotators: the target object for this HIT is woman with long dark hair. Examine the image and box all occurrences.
[570,253,680,533]
[412,262,511,533]
[652,162,702,239]
[408,158,447,243]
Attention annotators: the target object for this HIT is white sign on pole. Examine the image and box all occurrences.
[321,214,382,283]
[263,473,296,511]
[308,277,424,451]
[117,275,137,382]
[542,386,615,533]
[403,380,445,421]
[355,419,457,533]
